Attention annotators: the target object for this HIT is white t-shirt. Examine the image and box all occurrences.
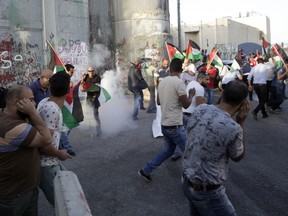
[182,81,205,114]
[222,70,241,85]
[37,98,63,167]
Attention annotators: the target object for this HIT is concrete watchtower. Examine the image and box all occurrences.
[110,0,172,66]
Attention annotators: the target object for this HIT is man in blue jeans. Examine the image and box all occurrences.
[182,80,250,215]
[138,58,195,181]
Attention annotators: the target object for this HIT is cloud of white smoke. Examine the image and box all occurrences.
[79,44,137,137]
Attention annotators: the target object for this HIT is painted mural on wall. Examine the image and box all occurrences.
[0,32,42,88]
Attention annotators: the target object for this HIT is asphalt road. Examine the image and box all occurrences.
[38,90,288,216]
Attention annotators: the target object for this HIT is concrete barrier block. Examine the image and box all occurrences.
[54,171,92,216]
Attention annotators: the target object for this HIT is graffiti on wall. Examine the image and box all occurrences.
[0,33,42,87]
[47,35,90,82]
[56,38,89,66]
[215,43,238,60]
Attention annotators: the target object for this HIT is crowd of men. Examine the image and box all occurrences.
[0,46,287,215]
[0,64,103,215]
[135,48,287,215]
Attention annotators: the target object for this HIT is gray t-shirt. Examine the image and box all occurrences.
[183,104,244,185]
[158,76,186,126]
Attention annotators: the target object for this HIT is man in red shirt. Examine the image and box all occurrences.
[200,64,217,104]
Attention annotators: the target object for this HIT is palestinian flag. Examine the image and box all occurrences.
[230,59,241,72]
[95,84,111,105]
[165,42,184,61]
[62,82,84,129]
[186,40,202,61]
[81,82,101,92]
[47,40,66,72]
[273,56,283,67]
[272,43,287,59]
[207,49,223,70]
[271,44,285,67]
[46,40,84,129]
[262,37,271,57]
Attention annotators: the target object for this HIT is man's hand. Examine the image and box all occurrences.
[57,149,72,161]
[236,100,250,127]
[16,98,37,116]
[188,88,196,97]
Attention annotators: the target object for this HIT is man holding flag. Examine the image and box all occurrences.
[80,66,102,136]
[202,49,223,104]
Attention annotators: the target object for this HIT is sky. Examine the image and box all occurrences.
[169,0,287,44]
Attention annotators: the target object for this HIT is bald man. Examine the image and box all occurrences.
[0,85,52,215]
[81,66,102,136]
[28,68,54,106]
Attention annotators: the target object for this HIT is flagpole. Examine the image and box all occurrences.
[46,39,68,73]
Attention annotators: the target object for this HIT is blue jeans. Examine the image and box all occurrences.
[59,131,72,151]
[205,88,214,104]
[131,88,142,119]
[39,163,66,207]
[173,114,189,157]
[143,125,186,175]
[182,177,236,216]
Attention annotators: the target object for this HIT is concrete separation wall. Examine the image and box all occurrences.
[54,171,92,216]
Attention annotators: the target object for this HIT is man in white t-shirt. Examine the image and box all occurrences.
[171,72,210,161]
[37,71,71,207]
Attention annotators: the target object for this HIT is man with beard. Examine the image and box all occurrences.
[0,85,52,215]
[171,72,210,161]
[182,80,249,216]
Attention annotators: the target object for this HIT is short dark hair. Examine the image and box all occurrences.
[257,58,264,64]
[49,71,70,97]
[65,64,75,71]
[197,71,209,79]
[222,80,248,106]
[169,58,183,73]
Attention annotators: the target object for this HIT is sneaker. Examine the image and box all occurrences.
[140,107,146,110]
[138,170,152,181]
[262,114,269,118]
[171,155,181,161]
[67,149,76,156]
